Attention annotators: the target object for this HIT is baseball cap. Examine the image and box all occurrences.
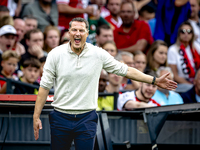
[0,25,17,36]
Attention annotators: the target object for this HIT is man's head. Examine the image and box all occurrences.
[23,15,38,33]
[99,69,108,92]
[14,18,26,42]
[120,0,135,27]
[26,29,44,49]
[96,24,113,47]
[138,70,157,100]
[133,50,146,72]
[69,17,89,51]
[22,58,41,84]
[0,25,17,52]
[1,50,19,76]
[194,69,200,95]
[120,51,134,67]
[107,0,122,17]
[138,5,155,23]
[0,5,9,17]
[189,0,200,19]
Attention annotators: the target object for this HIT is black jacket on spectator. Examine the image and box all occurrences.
[13,80,39,94]
[180,86,197,103]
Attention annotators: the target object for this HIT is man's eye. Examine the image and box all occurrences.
[80,30,85,33]
[72,29,77,32]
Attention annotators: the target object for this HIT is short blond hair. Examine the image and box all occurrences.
[2,50,20,61]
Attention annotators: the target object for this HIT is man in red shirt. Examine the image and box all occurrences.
[114,0,153,53]
[105,0,122,30]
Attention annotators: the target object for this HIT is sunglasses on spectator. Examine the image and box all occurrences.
[180,29,192,34]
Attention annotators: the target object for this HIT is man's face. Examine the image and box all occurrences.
[69,21,89,51]
[139,11,155,23]
[107,0,122,16]
[22,66,40,84]
[27,32,44,49]
[140,83,157,99]
[1,57,18,76]
[98,71,108,92]
[14,20,26,42]
[45,30,60,49]
[194,70,200,94]
[190,0,200,18]
[96,29,113,47]
[120,3,135,26]
[0,34,16,52]
[25,19,38,33]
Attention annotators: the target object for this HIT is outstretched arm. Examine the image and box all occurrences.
[125,67,177,90]
[33,87,49,140]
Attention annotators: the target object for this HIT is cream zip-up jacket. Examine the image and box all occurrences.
[40,42,128,114]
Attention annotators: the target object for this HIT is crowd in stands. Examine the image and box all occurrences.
[0,0,200,111]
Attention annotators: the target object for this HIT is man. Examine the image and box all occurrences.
[152,67,184,106]
[105,0,123,30]
[138,4,155,23]
[20,29,45,66]
[95,24,114,47]
[181,69,200,103]
[114,0,153,53]
[22,0,58,32]
[23,15,38,33]
[118,70,160,111]
[33,17,177,150]
[0,5,10,17]
[188,0,200,45]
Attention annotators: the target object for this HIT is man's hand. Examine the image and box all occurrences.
[155,72,177,90]
[85,5,94,15]
[29,45,44,58]
[33,117,42,140]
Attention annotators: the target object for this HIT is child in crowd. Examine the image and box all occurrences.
[0,50,20,93]
[14,58,41,94]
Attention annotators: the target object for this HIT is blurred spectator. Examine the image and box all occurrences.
[13,18,26,56]
[133,50,147,72]
[105,0,122,30]
[37,56,46,84]
[0,50,20,93]
[0,5,10,17]
[154,0,191,46]
[133,0,151,11]
[14,58,41,94]
[0,15,14,28]
[102,41,118,57]
[138,4,155,23]
[0,0,22,17]
[0,25,17,54]
[60,29,70,44]
[90,0,110,18]
[188,0,200,45]
[181,68,200,103]
[152,67,184,106]
[22,0,58,32]
[23,15,38,33]
[114,0,153,53]
[168,21,200,87]
[146,40,168,71]
[20,29,45,66]
[117,70,160,110]
[95,24,113,47]
[43,25,60,53]
[56,0,93,31]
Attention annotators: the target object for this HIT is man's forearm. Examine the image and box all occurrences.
[33,87,50,119]
[58,4,85,14]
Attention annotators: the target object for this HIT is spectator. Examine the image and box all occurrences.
[0,15,14,28]
[181,68,200,103]
[43,26,60,53]
[37,56,46,84]
[0,50,20,93]
[56,0,93,31]
[23,15,38,33]
[105,0,122,30]
[138,4,155,23]
[152,67,184,106]
[90,0,110,18]
[102,41,118,57]
[95,24,114,47]
[168,21,200,87]
[188,0,200,45]
[97,69,115,111]
[0,5,10,18]
[117,70,160,110]
[133,50,147,72]
[20,29,45,66]
[146,40,168,71]
[22,0,58,32]
[114,0,153,53]
[0,25,17,54]
[14,58,41,94]
[154,0,191,46]
[60,29,70,44]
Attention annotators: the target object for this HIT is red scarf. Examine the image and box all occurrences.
[180,44,200,78]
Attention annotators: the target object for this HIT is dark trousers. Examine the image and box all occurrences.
[49,110,98,150]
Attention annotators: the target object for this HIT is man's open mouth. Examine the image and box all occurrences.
[75,38,81,44]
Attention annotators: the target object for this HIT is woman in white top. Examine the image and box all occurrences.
[168,21,200,86]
